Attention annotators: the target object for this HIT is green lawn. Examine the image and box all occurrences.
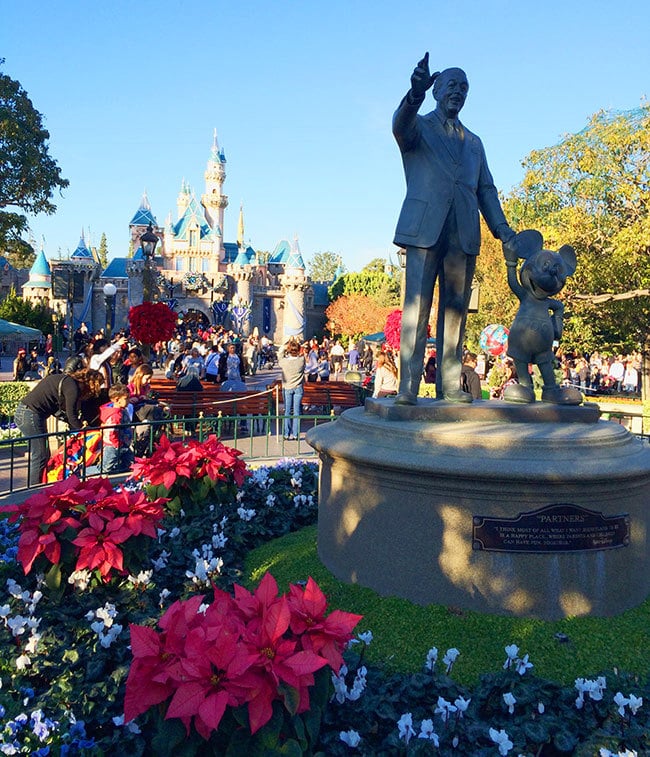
[245,525,650,688]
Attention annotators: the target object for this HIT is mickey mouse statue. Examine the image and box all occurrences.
[502,229,582,405]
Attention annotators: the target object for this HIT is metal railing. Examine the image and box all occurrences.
[0,411,335,498]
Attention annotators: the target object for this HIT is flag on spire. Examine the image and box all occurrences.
[237,202,245,247]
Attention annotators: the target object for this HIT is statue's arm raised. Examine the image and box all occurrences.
[393,53,439,151]
[503,240,526,300]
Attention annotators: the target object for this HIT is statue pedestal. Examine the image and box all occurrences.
[306,399,650,620]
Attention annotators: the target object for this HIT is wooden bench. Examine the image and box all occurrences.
[268,380,366,414]
[148,380,280,433]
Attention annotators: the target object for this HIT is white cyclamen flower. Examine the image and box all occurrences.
[613,692,629,716]
[503,644,519,669]
[627,693,643,715]
[425,647,438,671]
[489,727,514,755]
[397,712,415,745]
[442,647,460,674]
[503,692,517,714]
[454,695,471,716]
[434,696,457,723]
[339,729,361,747]
[516,653,533,676]
[417,719,439,745]
[237,507,256,521]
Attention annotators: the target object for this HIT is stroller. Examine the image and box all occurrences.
[259,343,278,369]
[132,402,170,456]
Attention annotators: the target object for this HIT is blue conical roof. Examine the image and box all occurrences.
[286,237,305,269]
[71,236,93,259]
[30,248,50,276]
[130,192,158,227]
[269,240,291,264]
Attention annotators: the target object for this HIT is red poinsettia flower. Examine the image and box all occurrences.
[131,434,248,494]
[166,623,249,739]
[288,577,363,672]
[72,512,134,580]
[231,574,329,733]
[124,624,179,723]
[124,574,359,740]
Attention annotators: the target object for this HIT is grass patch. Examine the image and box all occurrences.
[244,524,650,688]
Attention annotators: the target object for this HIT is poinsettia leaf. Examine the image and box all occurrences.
[166,682,207,719]
[129,624,161,658]
[197,690,229,732]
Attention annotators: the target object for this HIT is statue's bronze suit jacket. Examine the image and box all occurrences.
[392,94,507,253]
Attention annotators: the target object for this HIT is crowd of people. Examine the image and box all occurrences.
[9,315,646,485]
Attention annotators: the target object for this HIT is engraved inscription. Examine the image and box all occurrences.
[472,504,629,553]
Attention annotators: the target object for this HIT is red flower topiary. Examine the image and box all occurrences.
[128,302,177,345]
[384,308,431,351]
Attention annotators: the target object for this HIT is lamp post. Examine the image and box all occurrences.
[140,223,159,303]
[103,282,117,340]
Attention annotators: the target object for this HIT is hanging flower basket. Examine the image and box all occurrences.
[128,302,178,345]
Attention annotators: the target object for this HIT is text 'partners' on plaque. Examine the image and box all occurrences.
[473,504,629,554]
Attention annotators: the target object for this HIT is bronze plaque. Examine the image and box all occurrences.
[473,504,630,553]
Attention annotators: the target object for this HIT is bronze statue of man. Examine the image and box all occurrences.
[393,53,515,404]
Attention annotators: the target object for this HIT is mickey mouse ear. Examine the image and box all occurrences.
[514,229,544,259]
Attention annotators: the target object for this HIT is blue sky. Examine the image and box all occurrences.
[2,0,648,272]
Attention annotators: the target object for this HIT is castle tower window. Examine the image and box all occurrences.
[189,229,197,248]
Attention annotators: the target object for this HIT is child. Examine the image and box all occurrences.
[99,384,134,473]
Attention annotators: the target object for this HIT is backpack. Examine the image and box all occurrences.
[64,355,85,374]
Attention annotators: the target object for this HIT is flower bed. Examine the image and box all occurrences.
[0,434,648,755]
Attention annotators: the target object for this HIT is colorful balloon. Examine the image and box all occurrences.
[479,324,509,356]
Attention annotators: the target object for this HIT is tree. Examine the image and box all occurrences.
[98,232,109,269]
[1,237,35,269]
[307,251,344,282]
[506,105,650,354]
[465,218,519,350]
[325,293,392,341]
[328,269,400,309]
[0,285,53,333]
[0,59,69,246]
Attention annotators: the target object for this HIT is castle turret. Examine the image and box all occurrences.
[279,236,309,343]
[202,129,228,253]
[22,246,51,305]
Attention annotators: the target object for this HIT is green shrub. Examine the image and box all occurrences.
[0,381,31,420]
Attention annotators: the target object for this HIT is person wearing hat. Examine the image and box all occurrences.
[13,348,27,381]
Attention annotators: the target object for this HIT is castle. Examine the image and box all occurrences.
[21,132,327,345]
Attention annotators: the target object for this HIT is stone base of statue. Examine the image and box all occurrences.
[305,398,650,620]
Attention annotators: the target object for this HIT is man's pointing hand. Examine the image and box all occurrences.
[410,52,439,98]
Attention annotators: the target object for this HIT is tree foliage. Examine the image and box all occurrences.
[1,236,35,269]
[0,285,52,333]
[0,59,69,246]
[98,232,109,269]
[307,251,344,282]
[325,293,392,341]
[506,105,650,352]
[464,218,518,350]
[328,268,400,309]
